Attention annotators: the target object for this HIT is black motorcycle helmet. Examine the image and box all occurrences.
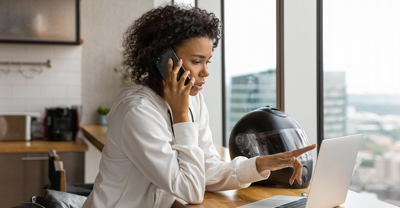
[229,106,313,189]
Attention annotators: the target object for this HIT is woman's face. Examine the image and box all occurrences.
[175,36,213,96]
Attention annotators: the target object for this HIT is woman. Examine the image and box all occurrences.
[83,5,316,208]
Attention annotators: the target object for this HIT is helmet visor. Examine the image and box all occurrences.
[235,128,312,161]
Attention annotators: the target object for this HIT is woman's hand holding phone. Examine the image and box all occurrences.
[162,58,195,124]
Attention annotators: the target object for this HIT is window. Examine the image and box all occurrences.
[223,0,278,146]
[321,0,400,205]
[173,0,196,7]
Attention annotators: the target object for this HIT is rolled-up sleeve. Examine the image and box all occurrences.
[237,157,270,184]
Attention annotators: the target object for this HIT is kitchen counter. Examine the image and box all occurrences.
[0,137,88,207]
[80,124,107,151]
[0,138,88,153]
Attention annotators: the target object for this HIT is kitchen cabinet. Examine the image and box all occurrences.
[0,139,87,207]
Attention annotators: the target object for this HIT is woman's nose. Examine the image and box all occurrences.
[201,65,210,77]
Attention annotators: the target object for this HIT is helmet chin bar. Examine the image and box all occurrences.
[229,106,313,189]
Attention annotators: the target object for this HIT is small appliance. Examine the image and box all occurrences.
[0,112,33,141]
[44,108,79,141]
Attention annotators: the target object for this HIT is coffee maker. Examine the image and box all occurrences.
[44,108,79,141]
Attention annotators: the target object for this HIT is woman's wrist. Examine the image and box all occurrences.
[256,156,271,178]
[173,114,190,124]
[256,156,267,173]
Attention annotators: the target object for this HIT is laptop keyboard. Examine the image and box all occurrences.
[275,198,307,208]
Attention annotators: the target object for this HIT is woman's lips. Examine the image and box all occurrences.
[193,82,205,90]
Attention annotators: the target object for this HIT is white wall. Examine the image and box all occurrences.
[197,0,223,146]
[284,0,317,158]
[80,0,153,125]
[80,0,154,182]
[0,44,82,116]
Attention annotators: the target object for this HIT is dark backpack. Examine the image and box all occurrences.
[12,189,86,208]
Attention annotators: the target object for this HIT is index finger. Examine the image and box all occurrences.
[286,144,317,157]
[166,58,173,83]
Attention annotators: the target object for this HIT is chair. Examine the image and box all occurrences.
[48,149,60,190]
[53,161,67,192]
[48,149,93,196]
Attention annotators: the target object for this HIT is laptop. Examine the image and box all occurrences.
[238,134,362,208]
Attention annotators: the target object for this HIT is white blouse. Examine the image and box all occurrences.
[83,85,270,208]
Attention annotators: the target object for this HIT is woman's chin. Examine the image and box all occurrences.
[189,89,199,96]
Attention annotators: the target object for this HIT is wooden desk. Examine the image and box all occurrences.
[172,186,308,208]
[172,188,398,208]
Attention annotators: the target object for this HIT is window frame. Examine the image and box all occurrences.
[317,0,324,153]
[221,0,285,147]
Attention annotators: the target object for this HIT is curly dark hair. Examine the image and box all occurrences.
[122,5,221,96]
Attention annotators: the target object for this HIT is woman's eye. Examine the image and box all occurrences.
[192,61,201,64]
[206,61,212,64]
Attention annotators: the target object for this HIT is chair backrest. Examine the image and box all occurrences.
[48,149,60,190]
[49,149,60,161]
[52,161,66,192]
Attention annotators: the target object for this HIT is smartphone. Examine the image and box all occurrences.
[155,48,191,86]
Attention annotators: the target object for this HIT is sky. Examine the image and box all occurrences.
[224,0,276,84]
[224,0,400,95]
[324,0,400,95]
